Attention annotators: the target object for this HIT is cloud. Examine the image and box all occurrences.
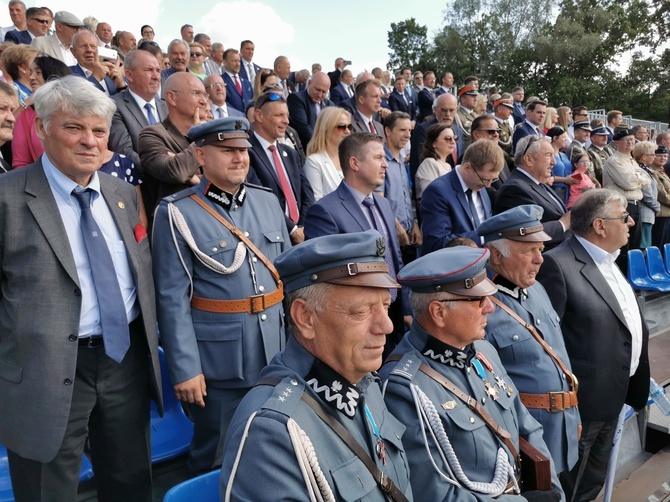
[197,1,297,68]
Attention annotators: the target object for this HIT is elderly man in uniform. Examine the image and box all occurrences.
[220,230,413,501]
[493,96,515,156]
[380,246,563,502]
[152,117,291,476]
[455,84,479,150]
[479,205,581,477]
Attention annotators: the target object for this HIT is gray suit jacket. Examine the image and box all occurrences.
[0,161,163,462]
[31,34,67,63]
[109,91,168,170]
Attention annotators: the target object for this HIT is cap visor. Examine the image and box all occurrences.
[450,277,498,297]
[506,229,552,243]
[221,138,252,148]
[326,272,401,289]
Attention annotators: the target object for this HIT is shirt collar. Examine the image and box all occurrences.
[383,144,401,164]
[42,153,101,203]
[253,131,276,152]
[343,180,372,201]
[516,167,541,184]
[575,234,619,265]
[127,87,157,112]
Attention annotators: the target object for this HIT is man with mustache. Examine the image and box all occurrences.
[0,82,16,172]
[481,205,581,478]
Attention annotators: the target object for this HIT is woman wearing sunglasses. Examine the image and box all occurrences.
[415,123,456,203]
[304,107,352,200]
[187,42,207,80]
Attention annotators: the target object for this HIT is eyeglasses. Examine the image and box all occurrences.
[472,167,499,185]
[522,135,540,156]
[191,53,203,58]
[442,136,457,143]
[478,128,501,136]
[206,82,226,89]
[336,123,352,131]
[170,90,207,99]
[30,18,50,24]
[599,212,630,223]
[439,297,489,308]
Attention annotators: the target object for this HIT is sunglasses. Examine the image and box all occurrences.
[30,18,50,24]
[478,128,501,136]
[522,135,541,156]
[600,212,630,224]
[442,136,458,143]
[191,53,203,58]
[439,297,489,308]
[256,92,284,108]
[336,123,352,131]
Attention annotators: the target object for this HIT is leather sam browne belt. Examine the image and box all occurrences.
[191,287,283,314]
[519,391,578,413]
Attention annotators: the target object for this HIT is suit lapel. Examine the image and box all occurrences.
[25,162,79,286]
[337,183,369,232]
[570,238,629,328]
[250,134,281,187]
[449,172,475,228]
[124,92,148,129]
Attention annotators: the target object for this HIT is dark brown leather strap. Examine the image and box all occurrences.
[188,194,283,287]
[310,261,389,283]
[300,392,409,502]
[519,391,578,412]
[489,297,578,393]
[385,354,520,470]
[255,377,409,502]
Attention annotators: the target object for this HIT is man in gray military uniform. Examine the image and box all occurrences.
[494,96,515,156]
[220,230,413,501]
[381,246,563,502]
[480,205,581,477]
[587,126,613,186]
[152,117,291,475]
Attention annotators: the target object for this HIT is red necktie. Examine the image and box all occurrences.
[234,75,242,95]
[268,145,299,223]
[369,121,376,134]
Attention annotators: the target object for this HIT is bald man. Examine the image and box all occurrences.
[286,71,334,147]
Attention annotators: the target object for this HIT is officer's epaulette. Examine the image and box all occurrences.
[386,352,422,382]
[162,185,198,203]
[244,182,273,193]
[260,376,305,418]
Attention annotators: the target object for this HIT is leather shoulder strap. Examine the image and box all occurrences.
[489,297,577,391]
[188,194,282,286]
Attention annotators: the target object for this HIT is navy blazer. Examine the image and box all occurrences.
[246,133,314,232]
[286,90,334,147]
[221,72,253,113]
[329,84,352,106]
[304,181,403,276]
[512,120,542,152]
[494,169,567,248]
[420,169,492,254]
[513,102,526,125]
[69,64,117,95]
[238,61,262,82]
[417,88,435,122]
[4,29,31,44]
[388,90,416,120]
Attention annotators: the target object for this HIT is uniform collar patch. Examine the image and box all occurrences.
[205,183,246,210]
[493,274,527,299]
[423,336,475,370]
[305,359,361,419]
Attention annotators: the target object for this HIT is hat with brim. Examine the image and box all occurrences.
[54,11,85,27]
[188,118,252,148]
[478,204,551,243]
[397,247,497,297]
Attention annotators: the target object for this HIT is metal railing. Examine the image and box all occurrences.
[590,109,668,135]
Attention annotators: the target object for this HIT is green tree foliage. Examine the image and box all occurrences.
[386,18,428,72]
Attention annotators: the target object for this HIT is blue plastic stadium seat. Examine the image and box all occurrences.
[0,444,94,502]
[628,249,670,292]
[663,243,670,274]
[151,346,194,463]
[163,468,220,501]
[646,246,670,282]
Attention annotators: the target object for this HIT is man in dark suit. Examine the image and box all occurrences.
[304,132,409,351]
[221,48,253,114]
[537,189,650,501]
[421,140,504,253]
[350,79,385,138]
[237,40,261,83]
[0,75,162,501]
[329,68,354,105]
[495,135,571,248]
[287,71,333,147]
[417,71,436,122]
[204,73,245,119]
[69,30,120,96]
[274,55,294,96]
[138,72,206,213]
[4,6,49,43]
[109,49,168,170]
[388,75,416,121]
[247,91,314,244]
[512,99,546,152]
[434,71,454,97]
[327,56,345,90]
[511,86,526,125]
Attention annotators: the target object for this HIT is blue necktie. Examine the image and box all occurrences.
[144,103,157,125]
[465,189,481,227]
[72,189,130,363]
[362,197,397,301]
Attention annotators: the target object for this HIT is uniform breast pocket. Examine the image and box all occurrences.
[379,409,410,490]
[262,230,285,255]
[443,404,492,469]
[492,327,536,365]
[193,237,241,279]
[330,456,377,501]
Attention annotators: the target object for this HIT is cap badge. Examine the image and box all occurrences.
[376,238,386,257]
[235,120,243,130]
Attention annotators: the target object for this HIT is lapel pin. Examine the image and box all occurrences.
[282,151,288,158]
[118,202,125,209]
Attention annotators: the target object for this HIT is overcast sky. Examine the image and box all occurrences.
[3,0,449,74]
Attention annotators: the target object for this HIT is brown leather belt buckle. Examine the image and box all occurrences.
[549,391,565,412]
[249,294,266,314]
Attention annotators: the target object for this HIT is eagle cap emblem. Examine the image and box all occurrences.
[376,238,386,257]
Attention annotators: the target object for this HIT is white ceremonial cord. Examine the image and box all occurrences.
[287,418,335,502]
[410,383,516,496]
[166,202,194,298]
[224,411,258,502]
[168,202,247,275]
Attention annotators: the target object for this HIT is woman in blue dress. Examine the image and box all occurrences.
[546,126,576,204]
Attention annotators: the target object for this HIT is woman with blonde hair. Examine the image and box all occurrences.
[304,107,352,200]
[2,44,38,109]
[253,68,278,99]
[187,42,207,80]
[556,106,572,139]
[543,106,559,134]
